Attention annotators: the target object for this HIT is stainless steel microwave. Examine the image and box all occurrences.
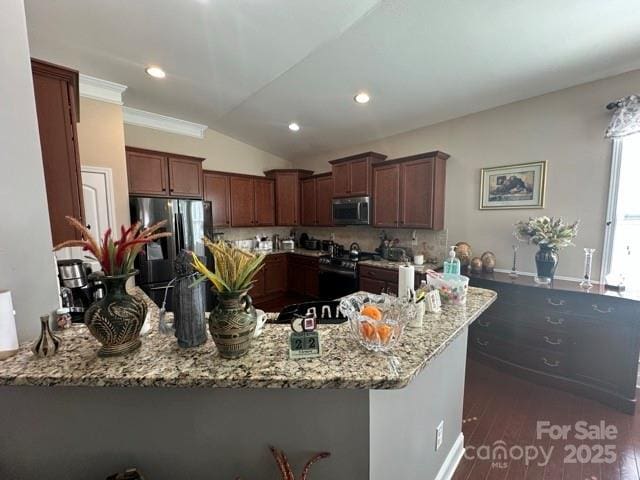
[332,196,370,225]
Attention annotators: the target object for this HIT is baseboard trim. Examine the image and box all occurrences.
[434,433,465,480]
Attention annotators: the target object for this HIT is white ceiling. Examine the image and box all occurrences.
[25,0,640,159]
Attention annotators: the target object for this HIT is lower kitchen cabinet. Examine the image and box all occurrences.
[287,254,319,298]
[468,272,640,413]
[264,254,287,296]
[359,264,425,295]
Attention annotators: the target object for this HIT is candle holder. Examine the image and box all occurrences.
[509,244,519,278]
[580,248,596,289]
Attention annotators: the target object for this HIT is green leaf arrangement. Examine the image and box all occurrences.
[191,238,266,293]
[514,216,579,251]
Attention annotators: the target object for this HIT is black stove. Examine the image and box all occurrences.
[318,252,375,299]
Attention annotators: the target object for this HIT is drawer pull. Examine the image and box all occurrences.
[546,298,565,307]
[476,338,489,347]
[544,336,562,345]
[592,304,613,314]
[542,357,560,368]
[545,316,565,325]
[478,319,491,328]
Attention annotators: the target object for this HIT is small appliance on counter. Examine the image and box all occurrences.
[282,239,295,251]
[349,242,361,261]
[299,232,321,250]
[56,259,100,323]
[320,240,334,252]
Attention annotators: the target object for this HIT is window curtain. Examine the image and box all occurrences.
[605,95,640,138]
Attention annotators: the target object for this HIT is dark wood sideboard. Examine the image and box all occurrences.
[468,272,640,413]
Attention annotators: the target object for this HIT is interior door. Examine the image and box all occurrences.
[80,168,115,270]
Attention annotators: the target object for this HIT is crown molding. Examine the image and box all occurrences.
[122,107,208,138]
[79,74,127,105]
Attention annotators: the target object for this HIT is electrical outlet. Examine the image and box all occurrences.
[411,230,418,246]
[435,421,444,451]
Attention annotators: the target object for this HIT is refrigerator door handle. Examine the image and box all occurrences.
[174,213,182,256]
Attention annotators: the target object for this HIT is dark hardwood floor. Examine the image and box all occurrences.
[454,358,640,480]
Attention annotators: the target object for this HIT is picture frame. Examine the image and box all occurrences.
[479,161,547,210]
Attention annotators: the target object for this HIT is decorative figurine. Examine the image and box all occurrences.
[481,251,496,273]
[455,241,472,270]
[470,257,483,274]
[32,314,61,357]
[172,251,208,348]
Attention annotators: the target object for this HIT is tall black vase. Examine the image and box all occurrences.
[534,244,558,284]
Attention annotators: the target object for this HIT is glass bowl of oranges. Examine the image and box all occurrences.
[338,292,414,352]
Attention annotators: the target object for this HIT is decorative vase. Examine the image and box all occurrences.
[32,314,61,357]
[84,271,147,357]
[172,251,208,348]
[534,244,558,284]
[208,289,256,359]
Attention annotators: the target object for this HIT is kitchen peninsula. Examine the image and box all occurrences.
[0,287,496,479]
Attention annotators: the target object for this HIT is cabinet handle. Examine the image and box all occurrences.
[546,298,565,307]
[478,319,491,328]
[476,338,489,347]
[541,357,560,368]
[592,304,613,314]
[543,336,562,345]
[545,316,565,325]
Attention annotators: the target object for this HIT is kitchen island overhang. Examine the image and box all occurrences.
[0,287,496,480]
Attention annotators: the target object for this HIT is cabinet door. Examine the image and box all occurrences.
[126,150,169,197]
[254,179,275,226]
[203,173,230,227]
[275,173,299,226]
[229,176,255,226]
[168,157,203,198]
[315,175,333,226]
[349,159,369,196]
[33,72,84,244]
[332,163,350,197]
[288,260,305,296]
[251,268,266,299]
[304,265,319,298]
[300,178,317,226]
[360,277,387,295]
[372,164,400,227]
[264,256,287,295]
[400,158,434,228]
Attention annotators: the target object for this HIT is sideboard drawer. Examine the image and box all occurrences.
[472,314,569,352]
[515,345,569,376]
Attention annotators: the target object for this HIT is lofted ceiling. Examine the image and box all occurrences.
[25,0,640,159]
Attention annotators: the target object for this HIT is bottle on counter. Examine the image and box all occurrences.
[443,246,460,277]
[409,280,428,328]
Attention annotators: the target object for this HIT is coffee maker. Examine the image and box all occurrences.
[57,259,101,323]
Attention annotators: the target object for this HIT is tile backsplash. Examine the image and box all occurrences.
[212,225,448,263]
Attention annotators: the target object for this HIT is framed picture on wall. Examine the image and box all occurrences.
[479,161,547,210]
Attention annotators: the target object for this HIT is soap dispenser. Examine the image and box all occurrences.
[443,246,461,276]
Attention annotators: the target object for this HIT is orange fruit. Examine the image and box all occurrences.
[361,304,383,321]
[376,324,393,344]
[359,321,376,341]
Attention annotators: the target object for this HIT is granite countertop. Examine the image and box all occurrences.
[0,287,496,389]
[358,259,439,274]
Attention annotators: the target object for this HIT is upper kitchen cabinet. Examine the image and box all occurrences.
[329,152,387,198]
[264,169,313,226]
[372,151,449,230]
[301,173,333,226]
[203,171,230,227]
[126,147,203,199]
[31,59,83,245]
[229,174,275,227]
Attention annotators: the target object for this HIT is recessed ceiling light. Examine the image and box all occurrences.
[288,122,300,132]
[354,92,370,104]
[145,66,166,79]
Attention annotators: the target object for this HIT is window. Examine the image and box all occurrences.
[603,132,640,288]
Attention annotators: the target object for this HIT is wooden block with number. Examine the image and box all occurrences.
[289,331,321,359]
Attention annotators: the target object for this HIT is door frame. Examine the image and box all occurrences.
[81,165,117,232]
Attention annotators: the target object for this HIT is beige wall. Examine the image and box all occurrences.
[124,124,291,176]
[0,0,60,341]
[77,97,130,227]
[295,70,640,280]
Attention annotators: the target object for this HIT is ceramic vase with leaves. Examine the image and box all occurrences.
[53,216,171,357]
[191,239,265,359]
[534,244,559,284]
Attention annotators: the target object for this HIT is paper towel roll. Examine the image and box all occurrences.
[0,290,19,359]
[398,264,415,300]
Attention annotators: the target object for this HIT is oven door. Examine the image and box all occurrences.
[318,266,358,300]
[332,196,370,225]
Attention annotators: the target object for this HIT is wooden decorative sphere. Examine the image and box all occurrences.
[481,251,496,272]
[455,242,472,267]
[470,257,483,274]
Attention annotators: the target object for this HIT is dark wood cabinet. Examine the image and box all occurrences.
[228,175,275,227]
[468,272,640,413]
[126,147,204,199]
[264,169,313,226]
[359,264,425,295]
[264,254,287,296]
[300,173,333,226]
[330,152,386,198]
[372,151,448,230]
[287,254,319,298]
[203,171,230,227]
[254,178,275,226]
[31,59,83,244]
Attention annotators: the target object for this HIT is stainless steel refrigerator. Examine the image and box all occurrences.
[129,197,213,311]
